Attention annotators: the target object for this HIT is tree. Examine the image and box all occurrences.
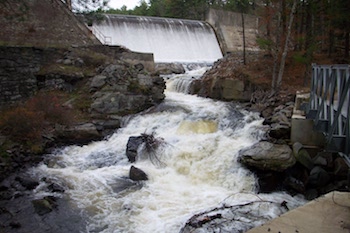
[62,0,109,12]
[275,0,297,91]
[225,0,255,65]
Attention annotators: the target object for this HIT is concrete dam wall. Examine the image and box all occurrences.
[91,14,223,63]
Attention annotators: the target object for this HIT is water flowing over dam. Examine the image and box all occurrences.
[91,14,223,63]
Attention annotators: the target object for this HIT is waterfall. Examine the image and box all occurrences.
[92,14,223,63]
[165,65,210,94]
[32,67,305,233]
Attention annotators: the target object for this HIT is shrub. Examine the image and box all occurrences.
[0,91,75,149]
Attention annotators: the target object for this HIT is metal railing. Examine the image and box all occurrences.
[306,64,350,165]
[91,27,112,45]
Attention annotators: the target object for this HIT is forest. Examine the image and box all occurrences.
[74,0,350,91]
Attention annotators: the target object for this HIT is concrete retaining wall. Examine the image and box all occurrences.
[206,8,261,54]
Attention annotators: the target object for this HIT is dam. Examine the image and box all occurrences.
[90,14,223,63]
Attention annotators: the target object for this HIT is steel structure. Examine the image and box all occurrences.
[306,64,350,166]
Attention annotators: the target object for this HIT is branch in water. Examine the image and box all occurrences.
[139,132,166,167]
[179,200,289,233]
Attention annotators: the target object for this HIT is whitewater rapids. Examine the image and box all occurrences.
[32,67,305,233]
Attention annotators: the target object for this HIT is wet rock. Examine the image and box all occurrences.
[283,176,305,193]
[292,142,314,170]
[9,221,21,229]
[0,190,12,200]
[238,141,295,172]
[48,183,65,193]
[32,197,57,216]
[55,123,102,145]
[126,136,144,162]
[256,171,284,193]
[15,176,39,190]
[109,178,138,193]
[155,63,185,74]
[129,166,148,181]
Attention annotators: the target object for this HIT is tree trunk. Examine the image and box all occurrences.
[241,12,246,65]
[271,11,282,93]
[275,0,298,91]
[65,0,72,10]
[345,31,349,58]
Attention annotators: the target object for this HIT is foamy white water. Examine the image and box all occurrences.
[32,67,305,233]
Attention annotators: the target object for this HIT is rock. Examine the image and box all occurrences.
[15,176,39,190]
[312,154,328,166]
[129,166,148,181]
[62,59,72,65]
[55,123,101,145]
[309,166,330,188]
[209,78,251,101]
[9,221,21,229]
[48,183,65,193]
[334,157,348,177]
[292,142,314,170]
[134,63,144,71]
[283,176,305,193]
[155,63,185,74]
[269,123,291,139]
[109,178,138,193]
[304,189,319,200]
[238,141,295,172]
[126,136,144,162]
[32,197,56,216]
[256,171,284,193]
[74,58,84,67]
[90,75,107,90]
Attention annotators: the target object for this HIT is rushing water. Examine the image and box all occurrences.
[32,67,305,233]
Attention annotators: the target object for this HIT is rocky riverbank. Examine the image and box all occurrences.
[0,51,349,233]
[194,52,350,199]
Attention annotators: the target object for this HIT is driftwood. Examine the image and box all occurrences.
[139,132,166,167]
[179,199,290,233]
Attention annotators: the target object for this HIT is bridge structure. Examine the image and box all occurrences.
[305,64,350,166]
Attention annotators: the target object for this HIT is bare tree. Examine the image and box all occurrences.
[272,0,298,94]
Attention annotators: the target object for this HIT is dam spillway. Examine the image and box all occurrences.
[91,14,223,63]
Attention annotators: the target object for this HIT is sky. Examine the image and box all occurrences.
[108,0,141,10]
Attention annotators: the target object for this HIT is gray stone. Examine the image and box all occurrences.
[15,176,39,190]
[292,142,314,170]
[238,141,295,172]
[55,123,101,144]
[129,165,148,181]
[32,198,54,216]
[155,63,185,74]
[126,136,144,162]
[90,75,107,90]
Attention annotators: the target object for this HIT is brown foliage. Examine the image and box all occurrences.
[0,91,74,145]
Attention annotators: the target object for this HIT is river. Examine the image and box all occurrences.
[32,66,305,233]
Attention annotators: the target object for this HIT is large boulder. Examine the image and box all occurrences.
[54,123,102,145]
[90,63,165,120]
[239,141,295,172]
